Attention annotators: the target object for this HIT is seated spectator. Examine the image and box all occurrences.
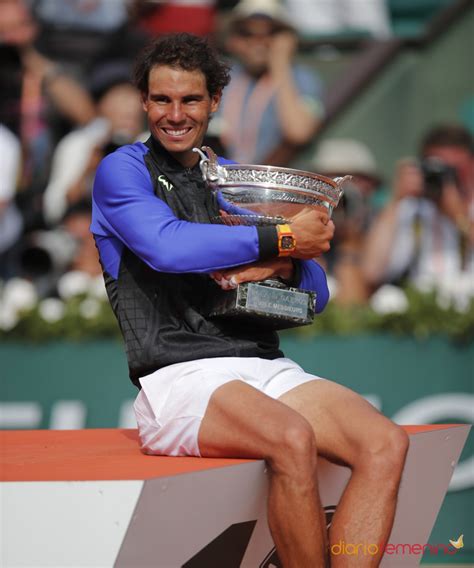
[32,0,128,34]
[31,0,146,80]
[362,124,474,294]
[213,0,324,166]
[42,119,108,226]
[0,0,96,228]
[43,70,145,225]
[311,138,383,304]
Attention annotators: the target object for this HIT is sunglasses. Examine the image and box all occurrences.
[235,26,281,39]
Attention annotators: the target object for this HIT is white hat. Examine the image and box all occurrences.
[312,138,381,181]
[231,0,294,29]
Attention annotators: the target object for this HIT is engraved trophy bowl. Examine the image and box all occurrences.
[193,146,349,329]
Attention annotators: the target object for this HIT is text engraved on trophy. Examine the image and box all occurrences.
[245,284,309,320]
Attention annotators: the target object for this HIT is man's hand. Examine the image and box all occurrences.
[290,207,335,259]
[211,258,293,289]
[392,158,424,201]
[268,31,298,73]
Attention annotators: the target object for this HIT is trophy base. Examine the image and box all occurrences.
[207,281,315,330]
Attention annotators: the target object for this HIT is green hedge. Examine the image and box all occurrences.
[3,287,473,344]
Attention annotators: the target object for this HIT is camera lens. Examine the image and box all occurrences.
[421,157,457,200]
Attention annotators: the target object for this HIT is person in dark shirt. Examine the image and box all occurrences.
[91,33,408,568]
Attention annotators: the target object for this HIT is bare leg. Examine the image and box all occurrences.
[198,380,328,568]
[279,380,409,567]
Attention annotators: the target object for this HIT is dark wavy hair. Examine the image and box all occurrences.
[133,33,231,98]
[420,124,474,155]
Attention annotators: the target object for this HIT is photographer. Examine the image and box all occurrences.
[362,124,473,292]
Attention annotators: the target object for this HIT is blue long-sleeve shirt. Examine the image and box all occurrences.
[91,141,329,313]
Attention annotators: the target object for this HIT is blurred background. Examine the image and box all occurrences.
[1,0,473,563]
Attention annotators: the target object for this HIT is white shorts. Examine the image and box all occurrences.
[134,357,323,457]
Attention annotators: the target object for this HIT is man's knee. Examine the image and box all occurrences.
[268,415,318,478]
[360,422,409,476]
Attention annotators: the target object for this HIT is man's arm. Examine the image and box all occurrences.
[268,32,323,146]
[93,147,333,276]
[22,46,96,126]
[211,257,330,313]
[361,201,401,287]
[93,149,281,274]
[210,207,334,312]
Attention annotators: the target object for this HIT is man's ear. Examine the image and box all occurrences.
[210,91,221,113]
[141,92,148,112]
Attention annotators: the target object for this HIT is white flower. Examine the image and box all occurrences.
[79,298,101,319]
[414,275,436,295]
[370,285,409,315]
[57,271,92,299]
[436,274,474,314]
[88,275,108,300]
[435,289,451,311]
[326,275,339,299]
[1,278,38,312]
[0,303,19,331]
[453,295,472,314]
[38,298,66,323]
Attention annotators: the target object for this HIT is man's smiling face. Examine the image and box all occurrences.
[142,65,221,168]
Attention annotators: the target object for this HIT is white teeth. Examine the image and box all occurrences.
[164,128,189,136]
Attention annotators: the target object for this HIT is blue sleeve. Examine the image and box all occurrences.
[298,260,329,313]
[92,148,269,274]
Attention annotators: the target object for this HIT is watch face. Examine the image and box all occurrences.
[281,235,295,250]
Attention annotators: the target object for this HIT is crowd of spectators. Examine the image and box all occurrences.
[1,0,473,331]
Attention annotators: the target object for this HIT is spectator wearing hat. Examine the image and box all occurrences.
[312,138,382,304]
[214,0,324,166]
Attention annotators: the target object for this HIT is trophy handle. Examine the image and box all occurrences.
[193,146,227,185]
[333,175,352,198]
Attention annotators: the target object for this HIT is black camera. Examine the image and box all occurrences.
[420,157,458,200]
[18,230,78,279]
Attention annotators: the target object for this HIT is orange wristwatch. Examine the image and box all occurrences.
[277,224,296,257]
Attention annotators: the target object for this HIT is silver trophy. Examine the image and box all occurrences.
[194,146,349,329]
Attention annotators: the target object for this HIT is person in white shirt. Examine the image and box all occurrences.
[0,125,23,268]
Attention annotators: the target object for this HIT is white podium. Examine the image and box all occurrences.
[1,425,469,567]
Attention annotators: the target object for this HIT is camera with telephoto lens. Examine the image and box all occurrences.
[420,157,458,201]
